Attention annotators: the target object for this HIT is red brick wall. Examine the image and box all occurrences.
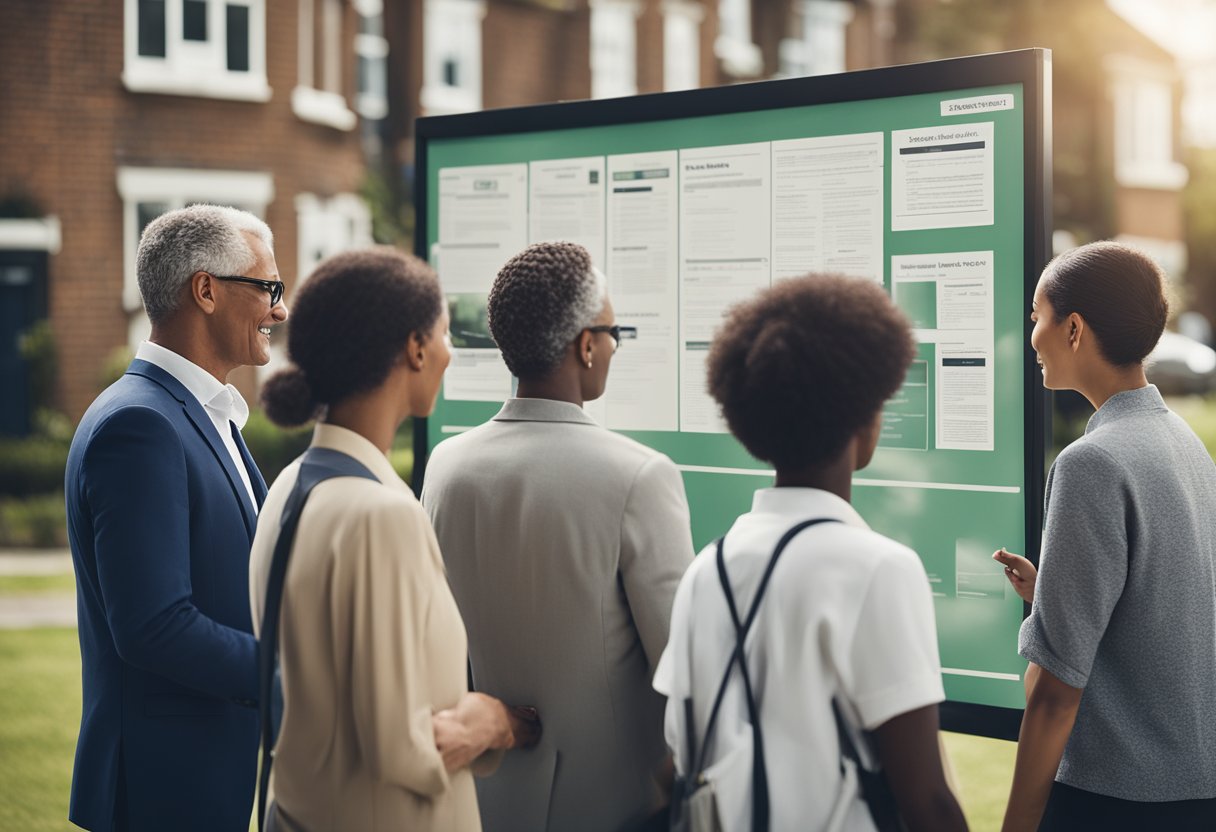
[483,2,591,107]
[1,0,366,420]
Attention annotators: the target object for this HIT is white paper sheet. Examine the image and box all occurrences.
[601,152,680,431]
[442,347,513,402]
[891,122,994,231]
[528,156,606,268]
[438,164,528,293]
[891,251,995,451]
[771,132,884,282]
[438,164,527,401]
[678,142,772,433]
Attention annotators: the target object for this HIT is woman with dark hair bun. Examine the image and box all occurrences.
[995,242,1216,831]
[422,241,695,832]
[249,248,538,832]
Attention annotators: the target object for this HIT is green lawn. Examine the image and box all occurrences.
[0,628,81,832]
[0,623,1015,830]
[944,731,1018,830]
[0,572,75,595]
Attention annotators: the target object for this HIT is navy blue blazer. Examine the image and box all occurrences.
[65,359,267,831]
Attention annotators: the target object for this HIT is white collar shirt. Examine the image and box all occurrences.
[654,487,944,831]
[135,341,258,511]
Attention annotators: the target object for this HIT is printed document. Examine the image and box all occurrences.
[528,156,606,267]
[891,122,994,231]
[891,251,995,451]
[601,152,680,431]
[438,164,527,401]
[678,142,772,433]
[771,132,884,282]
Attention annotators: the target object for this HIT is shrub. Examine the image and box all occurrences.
[242,409,313,488]
[0,494,68,548]
[0,437,69,497]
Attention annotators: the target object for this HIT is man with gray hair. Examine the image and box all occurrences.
[65,205,289,831]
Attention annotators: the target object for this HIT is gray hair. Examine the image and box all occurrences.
[487,242,607,379]
[136,204,274,324]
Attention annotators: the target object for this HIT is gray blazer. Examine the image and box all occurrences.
[422,397,695,832]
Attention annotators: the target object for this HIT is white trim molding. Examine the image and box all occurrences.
[0,218,62,253]
[291,86,358,130]
[663,0,703,92]
[116,166,275,313]
[123,0,271,102]
[421,0,487,115]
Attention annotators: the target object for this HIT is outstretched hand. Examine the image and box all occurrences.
[993,548,1037,603]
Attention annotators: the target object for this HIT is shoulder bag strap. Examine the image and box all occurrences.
[257,448,379,832]
[692,517,840,832]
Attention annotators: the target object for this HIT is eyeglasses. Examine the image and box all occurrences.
[211,274,285,307]
[586,324,638,352]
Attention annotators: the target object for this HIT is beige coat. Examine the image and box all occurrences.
[422,398,695,832]
[250,423,481,832]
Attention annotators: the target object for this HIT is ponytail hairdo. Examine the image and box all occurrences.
[260,247,444,427]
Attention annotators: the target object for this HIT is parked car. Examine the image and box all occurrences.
[1146,331,1216,396]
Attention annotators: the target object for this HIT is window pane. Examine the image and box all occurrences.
[226,4,250,71]
[183,0,208,41]
[137,0,167,57]
[358,12,383,37]
[136,202,169,248]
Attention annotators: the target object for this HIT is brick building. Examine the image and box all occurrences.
[0,0,380,427]
[893,0,1189,274]
[382,0,894,197]
[1,0,892,430]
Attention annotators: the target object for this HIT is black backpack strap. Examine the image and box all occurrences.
[257,447,379,832]
[690,517,840,832]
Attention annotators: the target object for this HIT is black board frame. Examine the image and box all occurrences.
[414,48,1053,741]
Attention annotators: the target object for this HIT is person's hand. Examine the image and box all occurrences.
[993,548,1037,603]
[433,692,511,772]
[433,693,543,772]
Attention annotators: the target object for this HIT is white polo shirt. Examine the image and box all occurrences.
[654,487,943,832]
[135,341,258,510]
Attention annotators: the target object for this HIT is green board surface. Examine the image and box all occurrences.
[421,74,1039,717]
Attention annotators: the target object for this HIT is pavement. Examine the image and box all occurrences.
[0,548,76,629]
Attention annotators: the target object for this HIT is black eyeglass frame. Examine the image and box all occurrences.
[586,324,638,350]
[211,274,285,306]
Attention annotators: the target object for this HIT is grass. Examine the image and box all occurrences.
[0,622,1016,831]
[0,628,81,832]
[0,573,75,595]
[1165,394,1216,454]
[943,732,1018,831]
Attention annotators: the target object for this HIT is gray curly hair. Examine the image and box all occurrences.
[137,204,274,324]
[487,242,607,379]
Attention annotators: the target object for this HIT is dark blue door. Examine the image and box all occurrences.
[0,250,48,436]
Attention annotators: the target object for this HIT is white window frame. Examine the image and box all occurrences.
[354,0,389,120]
[779,0,853,78]
[123,0,271,101]
[715,0,761,77]
[293,0,357,130]
[591,0,640,100]
[0,218,61,254]
[421,0,486,115]
[116,166,275,340]
[294,192,373,285]
[1108,56,1188,190]
[663,0,702,92]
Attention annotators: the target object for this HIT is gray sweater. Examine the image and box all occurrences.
[1020,384,1216,801]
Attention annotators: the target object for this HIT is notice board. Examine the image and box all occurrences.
[415,49,1052,739]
